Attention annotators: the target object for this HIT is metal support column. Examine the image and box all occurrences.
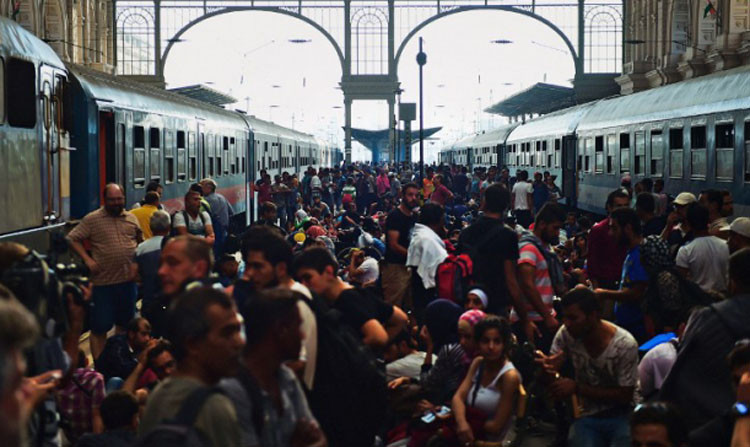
[388,98,395,162]
[345,96,352,164]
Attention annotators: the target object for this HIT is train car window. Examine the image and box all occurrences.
[223,136,229,175]
[595,136,604,174]
[745,122,750,182]
[6,58,35,128]
[691,126,707,178]
[620,133,631,173]
[606,134,616,174]
[669,128,684,179]
[585,138,594,173]
[0,58,4,123]
[715,123,734,180]
[650,130,663,177]
[577,139,584,171]
[554,139,561,168]
[634,132,645,176]
[165,130,175,184]
[42,82,51,130]
[188,132,197,181]
[150,129,161,181]
[133,126,146,188]
[54,74,65,131]
[175,130,185,183]
[216,135,222,176]
[544,141,552,167]
[207,134,215,177]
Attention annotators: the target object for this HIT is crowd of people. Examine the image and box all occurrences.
[1,160,750,447]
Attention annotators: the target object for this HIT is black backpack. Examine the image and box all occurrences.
[302,296,387,447]
[135,387,222,447]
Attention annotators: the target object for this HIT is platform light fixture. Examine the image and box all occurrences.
[490,39,513,44]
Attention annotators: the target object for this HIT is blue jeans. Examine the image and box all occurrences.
[569,415,631,447]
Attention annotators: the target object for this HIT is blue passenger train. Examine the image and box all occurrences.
[441,66,750,216]
[0,17,341,250]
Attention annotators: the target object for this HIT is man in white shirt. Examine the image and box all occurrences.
[511,170,534,228]
[676,203,729,294]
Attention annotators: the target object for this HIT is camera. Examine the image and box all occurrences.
[0,232,89,338]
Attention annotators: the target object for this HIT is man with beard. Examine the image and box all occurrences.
[231,227,318,391]
[147,235,214,337]
[68,183,142,359]
[512,203,565,351]
[382,183,420,309]
[536,287,639,447]
[594,207,650,343]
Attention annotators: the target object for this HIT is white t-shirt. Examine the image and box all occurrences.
[172,210,212,237]
[675,235,729,293]
[512,181,533,210]
[386,351,436,381]
[289,281,318,391]
[638,339,677,398]
[358,257,380,285]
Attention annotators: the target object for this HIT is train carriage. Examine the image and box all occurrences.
[505,103,596,208]
[66,65,253,226]
[471,124,519,170]
[576,64,750,216]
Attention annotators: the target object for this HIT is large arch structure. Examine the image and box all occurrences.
[116,0,622,163]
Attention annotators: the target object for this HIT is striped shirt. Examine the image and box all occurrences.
[67,208,141,285]
[511,237,555,322]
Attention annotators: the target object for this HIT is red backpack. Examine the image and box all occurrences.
[435,253,473,305]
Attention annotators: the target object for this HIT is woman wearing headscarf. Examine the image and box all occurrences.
[389,301,485,410]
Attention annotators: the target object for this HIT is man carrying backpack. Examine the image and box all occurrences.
[458,184,530,333]
[512,203,565,351]
[173,190,215,245]
[138,287,244,447]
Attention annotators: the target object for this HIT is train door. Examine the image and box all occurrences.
[561,135,577,207]
[40,65,66,222]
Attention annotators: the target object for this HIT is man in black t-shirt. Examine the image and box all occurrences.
[293,247,408,350]
[383,183,420,309]
[459,184,529,329]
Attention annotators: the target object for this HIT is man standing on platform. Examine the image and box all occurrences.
[68,183,142,359]
[382,183,419,309]
[201,178,233,256]
[587,190,629,319]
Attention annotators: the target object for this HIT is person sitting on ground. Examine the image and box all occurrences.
[536,287,639,447]
[221,289,327,447]
[76,391,140,447]
[346,248,379,288]
[95,317,155,389]
[293,247,407,350]
[465,286,489,312]
[389,303,485,411]
[139,287,244,447]
[56,350,105,444]
[384,330,436,381]
[452,316,520,446]
[121,340,176,398]
[630,402,688,447]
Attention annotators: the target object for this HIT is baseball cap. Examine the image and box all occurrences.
[721,217,750,238]
[673,192,697,206]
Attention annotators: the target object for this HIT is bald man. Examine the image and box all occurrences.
[68,183,142,359]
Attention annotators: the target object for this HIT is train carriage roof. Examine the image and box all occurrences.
[68,64,248,129]
[507,102,596,142]
[0,17,64,69]
[244,114,317,143]
[578,64,750,131]
[471,123,520,146]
